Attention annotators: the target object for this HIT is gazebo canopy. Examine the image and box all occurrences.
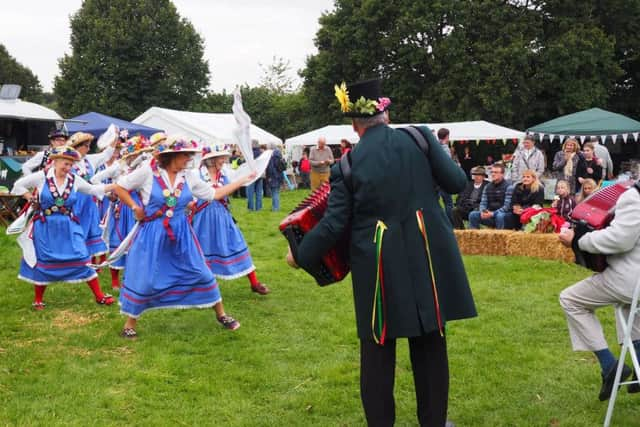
[66,112,161,138]
[527,108,640,139]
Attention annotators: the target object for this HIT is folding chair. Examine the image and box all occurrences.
[604,275,640,427]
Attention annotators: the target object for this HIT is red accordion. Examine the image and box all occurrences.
[279,182,350,286]
[570,180,635,272]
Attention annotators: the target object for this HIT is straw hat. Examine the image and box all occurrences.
[154,135,200,155]
[149,132,168,147]
[68,132,94,147]
[201,145,231,162]
[49,146,81,162]
[120,135,153,160]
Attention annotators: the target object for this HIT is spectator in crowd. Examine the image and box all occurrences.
[510,135,545,183]
[266,144,284,211]
[437,128,454,226]
[509,169,545,228]
[246,140,264,211]
[552,138,581,194]
[452,166,488,229]
[575,178,598,203]
[340,139,352,158]
[309,136,334,190]
[298,150,311,189]
[558,181,640,401]
[552,179,576,221]
[469,162,514,229]
[576,142,603,191]
[459,145,475,179]
[591,137,614,180]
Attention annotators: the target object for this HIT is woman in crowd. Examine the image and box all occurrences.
[298,150,311,189]
[112,136,256,339]
[551,179,576,221]
[339,139,352,158]
[11,146,116,309]
[552,138,580,194]
[510,169,545,228]
[575,178,598,203]
[191,145,270,295]
[576,142,603,191]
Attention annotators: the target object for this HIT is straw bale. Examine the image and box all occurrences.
[454,229,511,256]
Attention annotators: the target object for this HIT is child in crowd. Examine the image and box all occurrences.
[551,180,576,221]
[575,178,598,203]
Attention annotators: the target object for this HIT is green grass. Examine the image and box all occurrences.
[0,190,636,426]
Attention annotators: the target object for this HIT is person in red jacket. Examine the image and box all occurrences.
[298,150,311,189]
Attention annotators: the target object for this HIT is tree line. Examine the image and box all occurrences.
[2,0,639,141]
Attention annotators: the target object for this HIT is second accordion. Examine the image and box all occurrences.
[279,182,350,286]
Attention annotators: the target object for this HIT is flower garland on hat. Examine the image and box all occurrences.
[49,146,81,162]
[334,81,391,116]
[155,137,199,155]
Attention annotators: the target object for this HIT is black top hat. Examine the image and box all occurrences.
[335,78,391,118]
[48,127,68,139]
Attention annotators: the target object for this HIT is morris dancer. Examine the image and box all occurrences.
[191,145,270,295]
[21,127,69,175]
[67,132,116,263]
[91,135,153,289]
[11,146,116,309]
[112,136,256,339]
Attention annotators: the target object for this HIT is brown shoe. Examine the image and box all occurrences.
[251,283,270,295]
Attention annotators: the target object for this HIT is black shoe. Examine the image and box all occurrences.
[628,373,640,393]
[599,361,632,401]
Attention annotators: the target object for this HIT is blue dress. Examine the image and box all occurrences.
[119,170,221,318]
[106,192,140,269]
[191,173,255,279]
[73,159,108,257]
[18,174,98,285]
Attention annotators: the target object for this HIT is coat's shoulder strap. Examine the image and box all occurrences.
[399,126,430,158]
[339,151,353,193]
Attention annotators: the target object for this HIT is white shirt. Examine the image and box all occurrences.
[117,163,215,205]
[74,146,115,176]
[21,150,46,175]
[11,168,107,200]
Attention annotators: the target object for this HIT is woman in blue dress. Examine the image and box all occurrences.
[112,136,256,339]
[192,146,270,294]
[11,146,116,309]
[68,132,116,261]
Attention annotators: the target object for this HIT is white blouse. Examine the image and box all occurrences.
[12,168,107,200]
[74,145,115,176]
[117,163,215,205]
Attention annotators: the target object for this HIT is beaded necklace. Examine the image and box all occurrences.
[142,159,186,241]
[36,173,77,221]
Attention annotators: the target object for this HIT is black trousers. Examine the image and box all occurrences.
[360,331,449,427]
[452,207,471,230]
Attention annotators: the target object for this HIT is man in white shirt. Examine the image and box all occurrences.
[21,128,69,175]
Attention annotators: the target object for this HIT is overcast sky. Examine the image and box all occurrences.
[1,0,335,93]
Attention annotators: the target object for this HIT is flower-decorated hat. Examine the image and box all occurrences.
[120,135,153,160]
[201,144,231,162]
[68,132,95,147]
[149,132,168,147]
[334,78,391,118]
[49,146,81,162]
[154,135,200,155]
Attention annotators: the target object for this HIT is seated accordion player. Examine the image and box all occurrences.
[570,180,636,272]
[279,182,350,286]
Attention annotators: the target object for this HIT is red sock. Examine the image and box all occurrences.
[99,254,107,264]
[86,277,105,300]
[110,269,120,288]
[247,271,260,287]
[34,285,46,303]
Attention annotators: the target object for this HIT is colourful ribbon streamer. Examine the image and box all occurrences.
[416,210,444,336]
[371,220,388,345]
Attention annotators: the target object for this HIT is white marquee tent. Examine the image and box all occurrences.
[285,120,524,147]
[133,107,283,146]
[0,98,62,122]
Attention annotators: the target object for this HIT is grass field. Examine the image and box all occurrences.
[0,189,637,426]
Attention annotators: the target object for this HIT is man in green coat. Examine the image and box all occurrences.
[287,79,477,426]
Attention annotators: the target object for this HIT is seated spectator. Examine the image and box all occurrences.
[452,166,488,229]
[509,169,545,228]
[576,142,603,191]
[552,138,580,194]
[551,179,576,222]
[510,135,545,183]
[575,178,598,203]
[469,163,514,229]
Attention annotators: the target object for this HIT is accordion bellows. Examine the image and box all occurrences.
[279,182,350,286]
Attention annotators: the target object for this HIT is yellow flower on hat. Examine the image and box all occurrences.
[334,82,351,113]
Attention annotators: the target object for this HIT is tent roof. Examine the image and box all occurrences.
[285,120,524,146]
[527,108,640,135]
[133,107,282,145]
[66,112,161,138]
[0,98,62,121]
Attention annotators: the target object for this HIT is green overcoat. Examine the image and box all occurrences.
[296,124,477,340]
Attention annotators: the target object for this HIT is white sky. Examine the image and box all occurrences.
[0,0,335,92]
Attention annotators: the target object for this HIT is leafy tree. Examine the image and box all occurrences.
[54,0,209,120]
[0,44,44,103]
[259,56,299,94]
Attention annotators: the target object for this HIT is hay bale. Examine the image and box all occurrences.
[505,232,574,263]
[454,229,511,256]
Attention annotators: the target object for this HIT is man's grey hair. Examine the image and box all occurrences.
[353,113,386,130]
